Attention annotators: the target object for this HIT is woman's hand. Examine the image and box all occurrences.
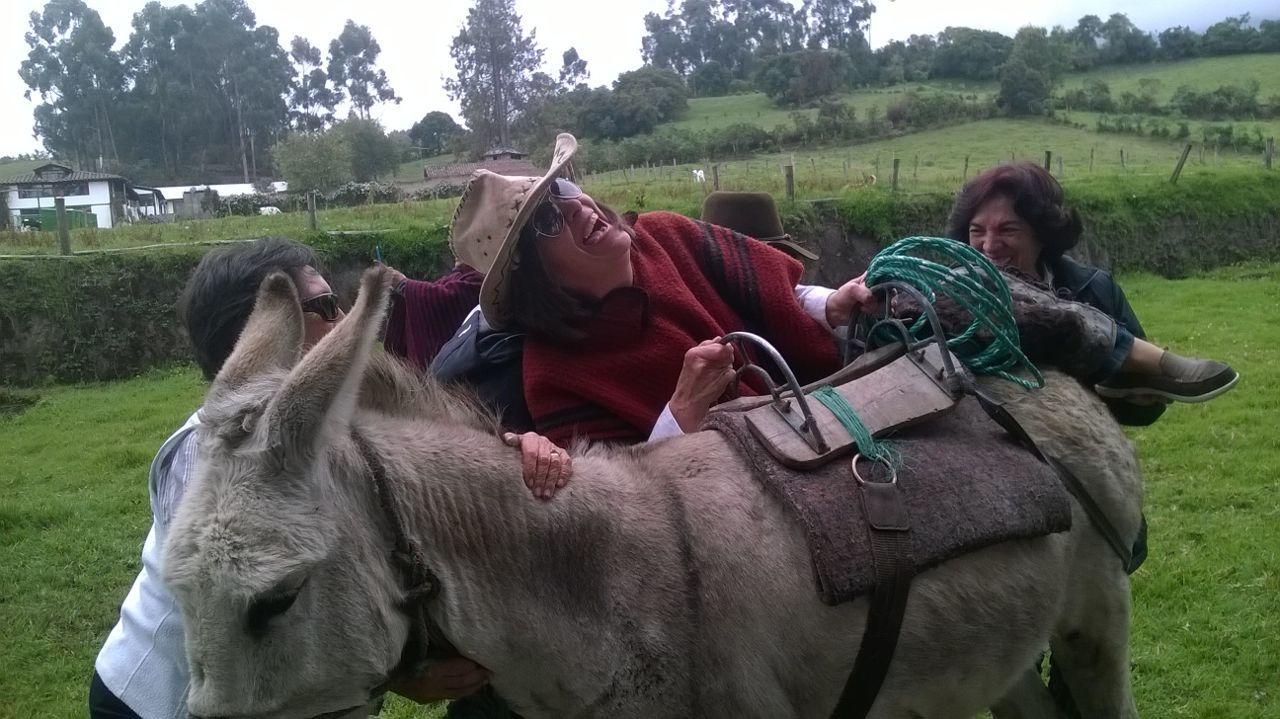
[668,339,737,432]
[504,431,572,500]
[390,657,489,703]
[824,273,880,328]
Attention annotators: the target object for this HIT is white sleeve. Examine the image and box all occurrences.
[794,284,837,331]
[648,403,685,442]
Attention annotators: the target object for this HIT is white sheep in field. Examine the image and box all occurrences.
[691,169,706,183]
[259,206,282,216]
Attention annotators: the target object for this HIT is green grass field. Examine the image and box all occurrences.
[1,263,1276,718]
[1060,53,1280,104]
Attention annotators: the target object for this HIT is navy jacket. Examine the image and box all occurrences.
[1046,255,1166,426]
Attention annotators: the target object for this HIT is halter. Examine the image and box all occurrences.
[351,430,460,699]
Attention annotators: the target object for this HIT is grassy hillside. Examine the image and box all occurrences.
[0,158,43,179]
[666,53,1280,136]
[1060,53,1280,102]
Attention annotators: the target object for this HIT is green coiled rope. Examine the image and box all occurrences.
[862,237,1044,390]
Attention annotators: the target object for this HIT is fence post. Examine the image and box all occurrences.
[1044,150,1052,171]
[1120,148,1126,170]
[1170,143,1193,184]
[891,158,901,192]
[1266,137,1275,170]
[712,163,720,190]
[1057,156,1064,176]
[784,164,795,201]
[55,196,71,255]
[307,191,317,231]
[962,155,969,181]
[912,154,919,183]
[1089,147,1095,173]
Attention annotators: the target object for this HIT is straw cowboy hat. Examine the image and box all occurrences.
[700,191,819,261]
[449,133,578,328]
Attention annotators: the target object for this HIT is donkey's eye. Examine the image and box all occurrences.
[247,588,301,638]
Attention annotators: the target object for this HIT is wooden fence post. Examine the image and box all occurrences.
[1044,150,1052,171]
[307,191,317,231]
[784,164,795,201]
[1089,147,1095,173]
[1266,137,1275,170]
[1170,143,1193,184]
[1120,148,1126,170]
[912,154,919,183]
[1057,156,1064,176]
[712,163,720,190]
[55,196,71,255]
[891,158,901,192]
[962,155,969,181]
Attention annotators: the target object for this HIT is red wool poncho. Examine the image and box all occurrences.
[523,211,840,445]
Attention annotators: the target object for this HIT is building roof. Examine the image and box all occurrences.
[484,145,527,158]
[2,162,127,184]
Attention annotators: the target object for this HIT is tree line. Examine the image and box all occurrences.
[19,0,400,184]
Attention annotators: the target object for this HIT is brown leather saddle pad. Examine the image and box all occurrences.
[702,397,1072,605]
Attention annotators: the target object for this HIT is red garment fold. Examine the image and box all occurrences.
[384,265,483,370]
[523,211,840,445]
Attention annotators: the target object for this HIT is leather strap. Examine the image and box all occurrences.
[352,430,459,700]
[830,460,915,719]
[970,387,1134,572]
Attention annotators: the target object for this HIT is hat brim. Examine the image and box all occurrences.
[477,134,578,328]
[763,238,820,261]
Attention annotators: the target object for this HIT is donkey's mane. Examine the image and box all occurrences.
[358,350,499,433]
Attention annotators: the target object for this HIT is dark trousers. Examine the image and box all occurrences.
[89,671,143,719]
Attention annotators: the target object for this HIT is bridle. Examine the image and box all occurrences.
[350,430,459,700]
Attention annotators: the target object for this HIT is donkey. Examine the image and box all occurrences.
[163,267,1142,718]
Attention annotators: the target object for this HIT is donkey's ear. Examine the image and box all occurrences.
[263,266,393,464]
[207,272,303,406]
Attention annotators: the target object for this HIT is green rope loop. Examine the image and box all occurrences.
[811,386,898,467]
[862,237,1044,390]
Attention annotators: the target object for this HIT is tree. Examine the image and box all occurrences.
[408,111,463,156]
[1201,15,1260,56]
[273,130,353,192]
[932,27,1013,80]
[1099,14,1156,64]
[289,37,339,130]
[20,0,125,168]
[327,21,400,119]
[690,60,733,96]
[998,27,1060,116]
[802,0,875,54]
[755,49,850,106]
[445,0,544,151]
[1158,26,1200,60]
[558,48,589,90]
[613,66,689,121]
[332,118,399,181]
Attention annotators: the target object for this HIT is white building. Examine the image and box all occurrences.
[1,163,157,230]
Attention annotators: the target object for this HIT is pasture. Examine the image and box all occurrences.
[0,263,1275,718]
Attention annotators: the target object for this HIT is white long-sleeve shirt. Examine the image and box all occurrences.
[649,283,837,440]
[95,412,201,718]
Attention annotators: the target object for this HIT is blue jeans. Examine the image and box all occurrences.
[1097,326,1135,381]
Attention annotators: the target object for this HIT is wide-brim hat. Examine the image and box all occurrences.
[700,190,818,261]
[449,133,578,328]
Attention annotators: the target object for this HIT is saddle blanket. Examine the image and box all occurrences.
[703,396,1072,605]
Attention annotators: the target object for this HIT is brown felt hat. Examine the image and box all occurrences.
[449,133,577,328]
[700,191,818,261]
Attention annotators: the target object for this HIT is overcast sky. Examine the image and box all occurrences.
[2,0,1275,157]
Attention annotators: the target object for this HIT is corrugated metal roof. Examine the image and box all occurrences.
[1,167,126,184]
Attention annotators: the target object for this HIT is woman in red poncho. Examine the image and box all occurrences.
[448,134,870,447]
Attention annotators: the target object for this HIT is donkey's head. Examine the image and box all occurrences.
[164,267,409,718]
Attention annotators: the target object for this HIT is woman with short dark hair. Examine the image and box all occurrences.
[948,163,1237,425]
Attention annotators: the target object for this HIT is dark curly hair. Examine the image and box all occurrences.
[947,163,1083,260]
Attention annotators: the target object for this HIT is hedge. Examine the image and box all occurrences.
[3,171,1278,386]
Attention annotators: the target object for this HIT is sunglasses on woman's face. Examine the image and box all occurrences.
[531,178,583,237]
[301,292,341,322]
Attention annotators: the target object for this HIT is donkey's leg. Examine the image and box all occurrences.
[1048,558,1138,718]
[990,668,1066,719]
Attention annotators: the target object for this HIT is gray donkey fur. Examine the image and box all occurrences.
[164,267,1142,719]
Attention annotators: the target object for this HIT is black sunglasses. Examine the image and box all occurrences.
[300,292,341,322]
[531,178,583,237]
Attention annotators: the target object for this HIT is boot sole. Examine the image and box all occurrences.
[1095,372,1240,403]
